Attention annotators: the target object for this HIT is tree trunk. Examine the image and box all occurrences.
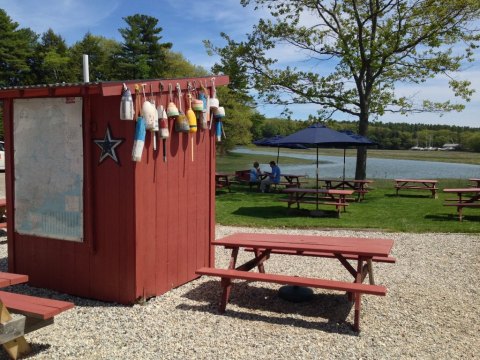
[355,112,369,180]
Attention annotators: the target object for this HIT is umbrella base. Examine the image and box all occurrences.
[278,285,314,303]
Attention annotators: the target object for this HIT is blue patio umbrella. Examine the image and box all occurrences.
[276,124,367,192]
[253,135,307,164]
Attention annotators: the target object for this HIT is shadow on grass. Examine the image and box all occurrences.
[178,280,357,335]
[384,193,434,199]
[425,213,480,222]
[232,206,340,219]
[233,206,296,219]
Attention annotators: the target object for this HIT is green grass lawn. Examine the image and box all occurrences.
[215,177,480,234]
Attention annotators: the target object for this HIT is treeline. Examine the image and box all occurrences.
[252,118,480,152]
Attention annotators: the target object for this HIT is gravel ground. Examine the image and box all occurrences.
[0,225,478,359]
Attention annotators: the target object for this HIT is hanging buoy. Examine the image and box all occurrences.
[157,83,169,162]
[167,83,179,117]
[192,99,204,112]
[215,120,222,142]
[120,83,135,120]
[175,83,190,133]
[214,106,225,142]
[198,83,209,130]
[142,101,156,130]
[214,106,225,119]
[186,89,197,133]
[132,116,146,161]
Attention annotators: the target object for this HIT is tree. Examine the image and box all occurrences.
[32,29,75,83]
[215,86,256,154]
[0,9,36,86]
[69,33,121,81]
[206,0,480,179]
[117,14,172,80]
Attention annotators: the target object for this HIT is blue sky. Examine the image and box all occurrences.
[1,0,479,128]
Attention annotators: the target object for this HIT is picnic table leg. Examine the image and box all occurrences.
[219,248,239,313]
[253,249,266,273]
[1,302,31,360]
[353,258,364,332]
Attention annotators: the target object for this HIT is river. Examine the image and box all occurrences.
[232,147,480,179]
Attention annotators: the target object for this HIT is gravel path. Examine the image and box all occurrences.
[0,226,478,359]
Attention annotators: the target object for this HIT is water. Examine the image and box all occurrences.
[232,147,480,179]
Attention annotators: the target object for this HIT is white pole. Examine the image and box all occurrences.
[82,54,90,83]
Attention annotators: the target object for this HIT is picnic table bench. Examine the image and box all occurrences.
[443,187,480,221]
[318,178,373,201]
[394,179,438,198]
[215,172,235,192]
[280,188,354,217]
[468,178,480,187]
[235,170,307,191]
[0,199,6,229]
[0,272,74,359]
[196,232,395,331]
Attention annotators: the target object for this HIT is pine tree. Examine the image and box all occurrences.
[117,14,172,80]
[0,9,36,86]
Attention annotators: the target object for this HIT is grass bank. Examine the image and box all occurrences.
[215,179,479,233]
[216,153,479,233]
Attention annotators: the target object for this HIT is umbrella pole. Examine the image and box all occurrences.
[343,148,346,182]
[316,147,319,211]
[277,146,280,165]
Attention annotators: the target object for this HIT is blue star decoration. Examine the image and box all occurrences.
[93,124,124,165]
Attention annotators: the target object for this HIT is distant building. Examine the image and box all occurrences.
[439,143,460,151]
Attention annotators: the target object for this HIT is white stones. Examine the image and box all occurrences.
[0,226,477,359]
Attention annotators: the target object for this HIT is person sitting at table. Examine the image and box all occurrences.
[249,161,262,185]
[261,161,281,193]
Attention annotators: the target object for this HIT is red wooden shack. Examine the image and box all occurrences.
[0,76,228,304]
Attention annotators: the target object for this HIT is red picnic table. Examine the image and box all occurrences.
[443,187,480,221]
[394,179,438,198]
[0,198,6,229]
[0,271,74,359]
[318,178,374,201]
[468,178,480,187]
[196,232,395,331]
[280,187,354,217]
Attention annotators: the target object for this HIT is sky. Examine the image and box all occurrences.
[1,0,479,128]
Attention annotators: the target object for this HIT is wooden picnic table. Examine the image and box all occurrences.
[215,172,235,192]
[318,178,373,201]
[394,179,438,198]
[443,187,480,221]
[0,199,6,229]
[196,232,395,331]
[468,178,480,187]
[0,271,74,359]
[280,187,354,217]
[263,172,307,189]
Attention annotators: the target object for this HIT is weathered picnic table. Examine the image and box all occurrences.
[0,272,74,359]
[394,179,438,198]
[443,187,480,221]
[0,199,6,229]
[318,178,373,201]
[196,232,395,331]
[280,187,354,217]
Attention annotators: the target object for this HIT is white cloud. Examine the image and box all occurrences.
[0,0,120,39]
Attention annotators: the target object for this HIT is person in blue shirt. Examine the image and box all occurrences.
[261,161,281,192]
[249,161,262,183]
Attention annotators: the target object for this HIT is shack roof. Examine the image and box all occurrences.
[0,75,229,99]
